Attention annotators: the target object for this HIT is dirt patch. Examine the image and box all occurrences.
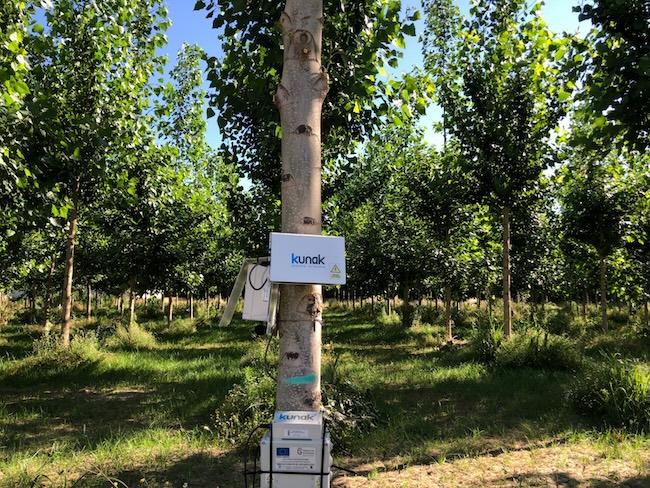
[334,443,650,487]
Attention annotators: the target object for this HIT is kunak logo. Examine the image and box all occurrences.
[290,253,325,266]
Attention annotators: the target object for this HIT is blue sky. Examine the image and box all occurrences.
[161,0,586,148]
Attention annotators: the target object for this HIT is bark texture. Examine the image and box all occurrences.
[600,256,608,332]
[42,252,57,330]
[444,285,452,342]
[86,282,92,321]
[167,290,173,325]
[502,207,512,338]
[128,278,136,327]
[61,202,78,347]
[275,0,328,412]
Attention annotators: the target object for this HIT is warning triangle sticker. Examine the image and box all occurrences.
[330,264,341,274]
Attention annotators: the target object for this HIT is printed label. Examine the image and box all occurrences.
[283,428,309,439]
[274,446,317,472]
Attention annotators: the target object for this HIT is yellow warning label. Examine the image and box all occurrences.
[330,264,341,274]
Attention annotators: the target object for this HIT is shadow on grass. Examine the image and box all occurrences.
[108,451,241,488]
[347,366,578,466]
[501,472,650,488]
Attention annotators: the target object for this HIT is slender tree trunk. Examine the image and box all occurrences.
[86,282,92,321]
[167,289,173,325]
[161,291,166,312]
[42,252,57,331]
[644,300,649,328]
[444,285,452,342]
[502,207,512,338]
[61,191,79,348]
[275,0,328,412]
[30,284,36,323]
[582,291,587,319]
[127,278,136,327]
[189,292,194,320]
[600,256,608,332]
[118,294,124,315]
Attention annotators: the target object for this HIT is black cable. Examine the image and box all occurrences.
[269,420,273,488]
[263,332,276,380]
[320,418,326,488]
[332,464,361,476]
[248,264,269,291]
[243,424,270,488]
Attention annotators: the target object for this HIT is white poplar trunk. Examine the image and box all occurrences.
[275,0,328,411]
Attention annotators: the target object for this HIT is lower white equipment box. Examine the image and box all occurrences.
[259,411,332,488]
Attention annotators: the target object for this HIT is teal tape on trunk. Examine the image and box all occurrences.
[284,372,317,385]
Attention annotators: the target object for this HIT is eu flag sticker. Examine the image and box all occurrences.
[276,447,290,457]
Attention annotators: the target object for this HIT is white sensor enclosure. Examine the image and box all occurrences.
[269,233,346,285]
[259,411,332,488]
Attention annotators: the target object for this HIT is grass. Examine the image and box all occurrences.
[0,304,648,487]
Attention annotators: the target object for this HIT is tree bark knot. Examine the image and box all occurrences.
[303,391,321,409]
[304,293,322,319]
[274,84,290,109]
[295,124,314,136]
[312,71,329,98]
[290,29,317,62]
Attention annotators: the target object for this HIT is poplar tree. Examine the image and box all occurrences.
[423,0,571,337]
[273,0,328,411]
[28,0,169,346]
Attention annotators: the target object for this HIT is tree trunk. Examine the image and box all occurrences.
[644,300,649,328]
[128,287,136,327]
[86,282,92,321]
[444,285,452,342]
[61,194,79,348]
[42,252,57,331]
[502,207,512,338]
[167,289,173,325]
[582,291,587,319]
[189,292,194,320]
[30,284,37,323]
[275,0,328,412]
[600,256,608,332]
[118,294,124,315]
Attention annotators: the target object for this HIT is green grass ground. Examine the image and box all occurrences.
[0,306,648,487]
